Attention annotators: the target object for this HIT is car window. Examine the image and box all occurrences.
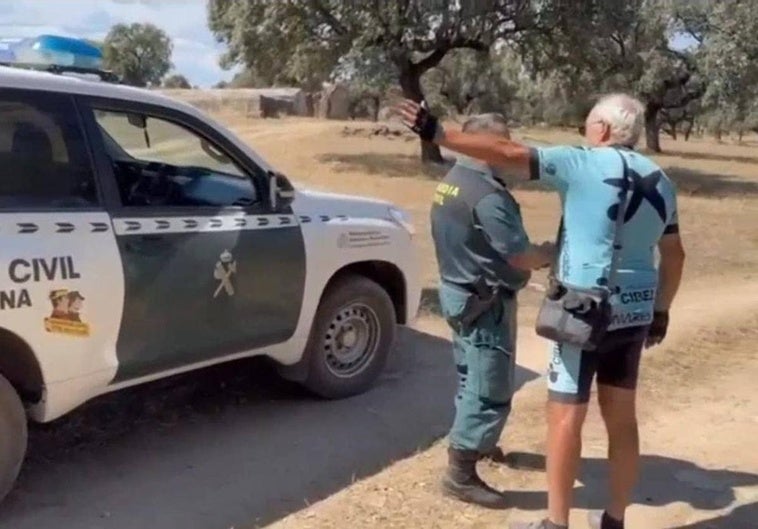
[0,90,98,209]
[92,109,258,208]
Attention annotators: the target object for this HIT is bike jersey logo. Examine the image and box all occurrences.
[548,344,563,383]
[604,169,667,223]
[213,250,236,298]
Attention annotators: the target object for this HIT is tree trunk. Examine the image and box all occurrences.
[645,103,662,153]
[683,120,693,141]
[371,95,380,122]
[399,67,444,163]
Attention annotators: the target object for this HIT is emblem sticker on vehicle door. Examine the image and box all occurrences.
[213,250,237,298]
[44,289,90,337]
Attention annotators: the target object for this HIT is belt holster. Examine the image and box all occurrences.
[447,278,501,333]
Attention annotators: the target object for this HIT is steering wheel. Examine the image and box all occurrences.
[127,162,176,206]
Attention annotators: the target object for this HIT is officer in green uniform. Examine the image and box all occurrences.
[431,114,555,508]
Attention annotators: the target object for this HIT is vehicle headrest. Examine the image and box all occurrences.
[11,122,53,161]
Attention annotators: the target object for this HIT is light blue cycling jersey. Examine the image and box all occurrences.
[530,145,679,330]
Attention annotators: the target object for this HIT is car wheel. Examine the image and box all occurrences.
[303,274,396,399]
[0,373,27,502]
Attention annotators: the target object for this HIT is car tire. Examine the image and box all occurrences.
[0,373,27,502]
[303,274,397,399]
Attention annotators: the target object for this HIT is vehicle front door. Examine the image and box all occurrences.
[79,97,306,383]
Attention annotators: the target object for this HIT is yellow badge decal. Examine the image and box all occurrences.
[433,182,460,205]
[44,289,90,337]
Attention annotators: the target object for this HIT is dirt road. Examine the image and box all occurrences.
[264,280,758,529]
[0,327,536,529]
[0,280,752,529]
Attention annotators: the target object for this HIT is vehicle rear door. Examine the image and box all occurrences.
[78,96,306,383]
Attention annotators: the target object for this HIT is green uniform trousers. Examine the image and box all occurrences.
[438,281,518,453]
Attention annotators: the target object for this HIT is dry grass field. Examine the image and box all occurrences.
[209,113,757,529]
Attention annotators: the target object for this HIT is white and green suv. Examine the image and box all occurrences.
[0,63,421,502]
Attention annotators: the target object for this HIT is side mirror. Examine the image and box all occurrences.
[268,171,295,211]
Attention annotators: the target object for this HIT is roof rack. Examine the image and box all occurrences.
[0,61,121,83]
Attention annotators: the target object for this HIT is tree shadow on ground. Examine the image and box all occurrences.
[668,502,757,529]
[518,134,560,146]
[665,167,758,198]
[499,451,758,524]
[318,152,453,179]
[420,286,444,317]
[318,151,551,191]
[661,148,758,165]
[320,151,758,199]
[0,327,539,529]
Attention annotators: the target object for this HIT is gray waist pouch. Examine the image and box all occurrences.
[535,280,612,351]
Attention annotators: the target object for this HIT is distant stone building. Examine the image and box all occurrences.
[317,83,350,120]
[158,87,311,118]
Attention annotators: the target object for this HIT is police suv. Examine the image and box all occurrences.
[0,46,420,501]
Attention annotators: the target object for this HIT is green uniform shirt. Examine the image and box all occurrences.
[430,156,531,292]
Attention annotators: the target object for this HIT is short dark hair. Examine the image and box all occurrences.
[461,113,510,135]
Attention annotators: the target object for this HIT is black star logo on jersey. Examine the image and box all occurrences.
[604,169,667,223]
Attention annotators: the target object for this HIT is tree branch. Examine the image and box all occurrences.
[666,47,698,72]
[662,86,704,109]
[372,0,392,40]
[611,32,626,59]
[394,0,409,42]
[308,0,348,36]
[450,37,489,51]
[411,47,449,73]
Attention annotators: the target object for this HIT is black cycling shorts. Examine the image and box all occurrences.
[547,325,651,404]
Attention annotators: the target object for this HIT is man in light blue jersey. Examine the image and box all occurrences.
[396,93,686,529]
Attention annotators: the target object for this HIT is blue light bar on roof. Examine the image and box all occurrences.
[9,34,103,69]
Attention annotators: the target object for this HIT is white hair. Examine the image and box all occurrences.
[589,93,645,146]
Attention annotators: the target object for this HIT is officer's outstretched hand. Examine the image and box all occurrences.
[645,310,669,348]
[393,99,442,142]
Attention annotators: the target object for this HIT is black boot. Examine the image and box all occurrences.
[441,447,507,509]
[588,510,624,529]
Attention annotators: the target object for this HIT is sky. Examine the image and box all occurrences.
[0,0,238,87]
